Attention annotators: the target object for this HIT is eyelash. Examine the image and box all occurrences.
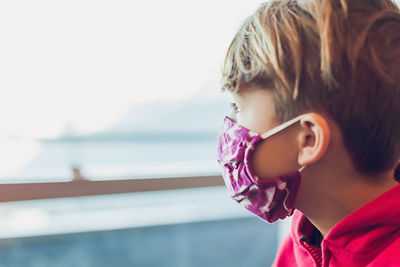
[230,102,240,113]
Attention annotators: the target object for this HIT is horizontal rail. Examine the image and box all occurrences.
[0,175,225,202]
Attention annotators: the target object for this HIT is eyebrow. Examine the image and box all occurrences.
[232,91,244,99]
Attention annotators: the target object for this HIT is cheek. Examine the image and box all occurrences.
[250,136,300,179]
[239,110,277,135]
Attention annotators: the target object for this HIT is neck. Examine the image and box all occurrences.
[295,168,398,238]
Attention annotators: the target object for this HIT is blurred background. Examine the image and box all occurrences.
[0,0,291,266]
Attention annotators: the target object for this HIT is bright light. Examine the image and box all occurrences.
[0,0,264,139]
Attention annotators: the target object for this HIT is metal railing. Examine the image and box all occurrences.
[0,174,224,202]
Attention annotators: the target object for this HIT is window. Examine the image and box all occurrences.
[0,2,297,265]
[0,0,265,184]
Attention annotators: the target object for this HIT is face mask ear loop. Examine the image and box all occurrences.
[282,187,291,212]
[282,165,306,212]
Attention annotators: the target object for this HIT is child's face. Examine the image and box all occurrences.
[230,87,302,179]
[230,87,278,134]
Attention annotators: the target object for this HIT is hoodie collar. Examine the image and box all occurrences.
[292,177,400,253]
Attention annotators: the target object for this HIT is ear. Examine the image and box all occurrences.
[297,113,330,166]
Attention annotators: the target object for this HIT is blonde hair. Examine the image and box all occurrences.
[222,0,400,175]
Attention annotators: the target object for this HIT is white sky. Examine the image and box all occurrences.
[0,0,264,139]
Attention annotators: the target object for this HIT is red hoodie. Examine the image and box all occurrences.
[272,183,400,267]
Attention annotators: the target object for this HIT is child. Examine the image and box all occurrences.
[216,0,400,266]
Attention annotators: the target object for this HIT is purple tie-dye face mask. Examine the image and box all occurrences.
[217,115,304,223]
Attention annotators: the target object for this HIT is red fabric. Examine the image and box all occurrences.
[272,183,400,267]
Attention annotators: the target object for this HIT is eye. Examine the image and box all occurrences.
[230,102,241,113]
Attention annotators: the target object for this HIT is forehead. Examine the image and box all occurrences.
[231,87,275,110]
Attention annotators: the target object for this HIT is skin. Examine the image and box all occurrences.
[230,86,398,238]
